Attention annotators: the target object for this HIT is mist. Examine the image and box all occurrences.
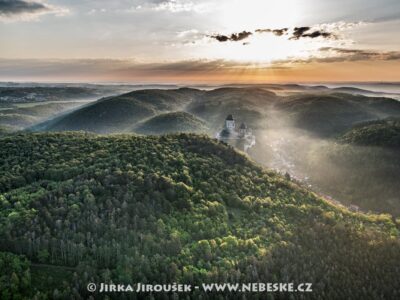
[248,108,400,216]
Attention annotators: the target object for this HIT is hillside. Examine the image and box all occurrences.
[297,118,400,214]
[339,118,400,147]
[0,132,399,299]
[0,102,88,131]
[0,113,37,130]
[31,87,400,138]
[275,93,400,137]
[134,111,208,135]
[43,89,198,133]
[187,87,277,130]
[302,139,400,216]
[0,125,13,135]
[39,87,277,134]
[0,86,99,103]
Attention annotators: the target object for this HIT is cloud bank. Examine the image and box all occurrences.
[0,0,68,21]
[2,48,400,82]
[274,48,400,65]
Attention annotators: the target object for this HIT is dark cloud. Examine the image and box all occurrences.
[255,28,271,33]
[256,28,288,36]
[210,26,335,44]
[212,34,229,42]
[255,26,334,40]
[211,25,335,43]
[289,27,336,40]
[272,28,288,36]
[302,31,335,39]
[290,26,311,40]
[291,27,311,39]
[230,31,252,41]
[0,0,49,16]
[209,31,252,43]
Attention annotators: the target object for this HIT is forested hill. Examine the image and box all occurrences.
[134,111,209,135]
[339,118,400,147]
[0,132,399,299]
[42,89,198,133]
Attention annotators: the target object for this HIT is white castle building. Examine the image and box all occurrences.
[216,114,256,152]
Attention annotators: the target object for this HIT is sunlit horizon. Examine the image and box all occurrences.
[1,0,400,83]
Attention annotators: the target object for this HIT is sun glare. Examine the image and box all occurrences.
[205,34,315,63]
[200,0,320,63]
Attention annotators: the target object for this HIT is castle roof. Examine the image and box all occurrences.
[239,122,247,129]
[226,114,234,121]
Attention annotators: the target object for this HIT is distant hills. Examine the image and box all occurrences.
[37,87,278,133]
[0,84,137,131]
[42,89,197,133]
[275,93,400,137]
[0,87,99,103]
[339,118,400,147]
[186,87,277,131]
[28,87,400,137]
[0,102,87,131]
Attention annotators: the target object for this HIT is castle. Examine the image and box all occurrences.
[216,114,256,152]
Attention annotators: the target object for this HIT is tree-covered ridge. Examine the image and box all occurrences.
[276,93,400,137]
[0,125,14,135]
[339,118,400,147]
[28,87,400,139]
[0,87,98,103]
[0,102,89,131]
[0,132,399,299]
[134,111,209,135]
[44,89,197,134]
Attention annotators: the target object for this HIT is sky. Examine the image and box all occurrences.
[0,0,399,83]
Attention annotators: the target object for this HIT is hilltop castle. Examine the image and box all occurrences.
[216,114,256,152]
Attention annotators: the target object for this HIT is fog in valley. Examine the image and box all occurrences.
[249,107,400,216]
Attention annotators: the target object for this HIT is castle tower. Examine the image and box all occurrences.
[225,114,235,131]
[239,122,247,137]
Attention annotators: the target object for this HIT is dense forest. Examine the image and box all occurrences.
[0,132,399,299]
[134,112,209,135]
[42,89,197,133]
[338,118,400,147]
